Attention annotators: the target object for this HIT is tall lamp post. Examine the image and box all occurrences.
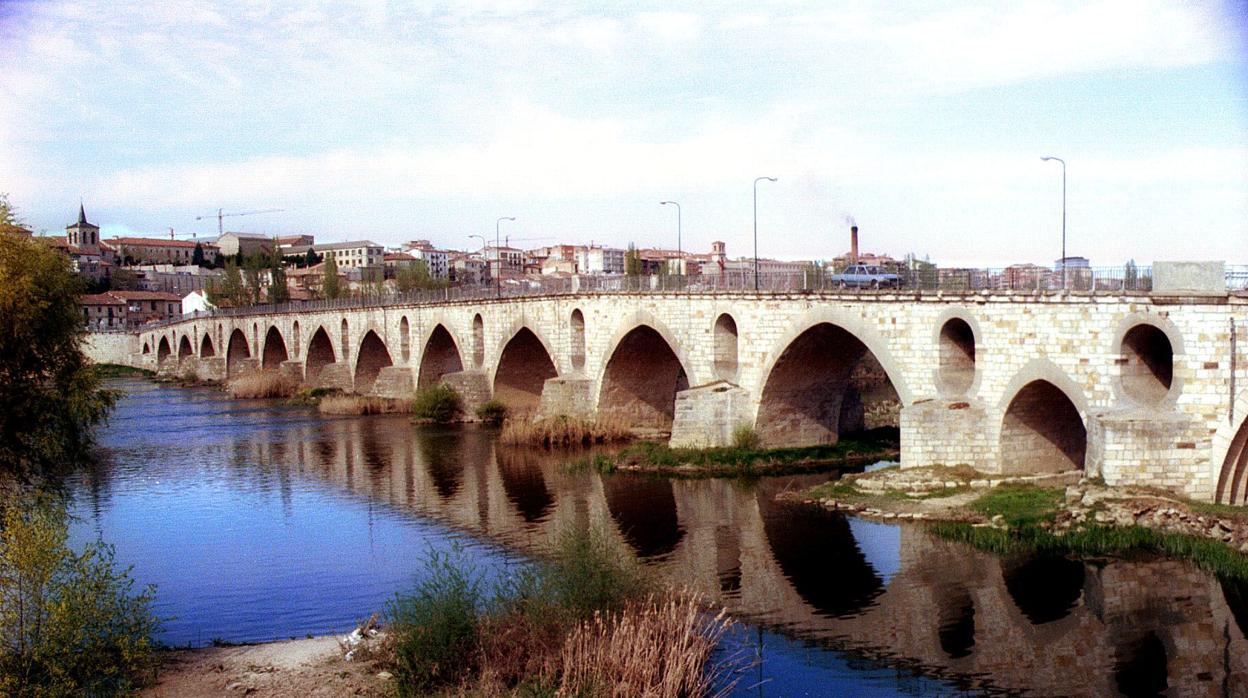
[1041,156,1066,289]
[468,234,487,287]
[495,216,514,298]
[753,176,777,291]
[659,200,681,274]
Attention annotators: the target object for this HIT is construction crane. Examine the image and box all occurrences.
[195,208,285,237]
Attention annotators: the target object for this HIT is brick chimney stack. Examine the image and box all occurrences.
[850,225,859,264]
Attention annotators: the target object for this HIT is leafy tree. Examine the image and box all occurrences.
[0,220,116,477]
[0,194,26,236]
[211,260,247,307]
[625,243,641,276]
[396,260,441,293]
[266,248,289,304]
[303,248,320,268]
[109,268,144,292]
[191,242,205,267]
[0,491,158,695]
[242,253,266,305]
[322,253,342,300]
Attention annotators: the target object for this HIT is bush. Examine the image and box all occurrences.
[0,491,159,696]
[475,400,508,426]
[318,395,410,415]
[731,424,761,450]
[387,549,484,695]
[411,384,463,424]
[500,414,632,447]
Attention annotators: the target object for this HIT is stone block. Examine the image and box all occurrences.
[441,370,491,415]
[370,365,415,399]
[1153,261,1225,296]
[279,360,304,383]
[670,381,751,448]
[197,357,227,383]
[314,362,354,392]
[536,376,594,419]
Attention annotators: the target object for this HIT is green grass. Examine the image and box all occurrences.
[608,428,898,476]
[933,484,1248,582]
[968,485,1064,527]
[94,363,154,378]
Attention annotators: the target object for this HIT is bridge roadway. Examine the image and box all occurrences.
[88,288,1248,503]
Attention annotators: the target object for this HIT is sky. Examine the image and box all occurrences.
[1,0,1245,267]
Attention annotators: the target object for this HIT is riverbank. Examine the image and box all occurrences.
[570,429,899,478]
[786,464,1248,579]
[143,636,391,697]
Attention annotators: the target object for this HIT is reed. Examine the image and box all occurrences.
[226,371,300,399]
[500,414,633,447]
[558,591,734,698]
[318,395,411,415]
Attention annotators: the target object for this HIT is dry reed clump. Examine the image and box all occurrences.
[558,591,735,698]
[318,395,412,415]
[500,414,633,447]
[226,371,300,399]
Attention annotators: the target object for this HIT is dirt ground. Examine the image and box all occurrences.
[143,637,393,697]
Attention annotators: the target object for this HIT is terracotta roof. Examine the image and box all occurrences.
[384,252,416,261]
[106,290,182,301]
[81,293,125,305]
[108,237,214,249]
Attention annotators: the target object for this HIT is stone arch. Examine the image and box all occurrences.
[418,324,463,390]
[252,322,259,355]
[935,309,979,398]
[597,317,691,430]
[1216,405,1248,505]
[570,309,586,371]
[492,326,559,413]
[262,325,288,370]
[756,308,913,406]
[1112,315,1183,408]
[354,330,393,393]
[399,316,411,363]
[292,321,301,358]
[472,314,485,368]
[226,328,251,377]
[199,332,215,358]
[177,335,194,359]
[754,320,905,447]
[999,378,1087,475]
[156,336,171,365]
[340,318,349,360]
[305,326,336,383]
[141,341,150,354]
[713,312,738,381]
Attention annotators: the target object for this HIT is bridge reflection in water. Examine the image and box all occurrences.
[173,412,1243,696]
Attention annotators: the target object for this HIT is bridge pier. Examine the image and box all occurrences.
[670,381,751,448]
[198,357,227,383]
[1087,409,1196,491]
[311,362,353,392]
[440,370,491,414]
[370,366,415,399]
[536,376,594,420]
[279,360,304,383]
[230,358,261,378]
[900,399,993,471]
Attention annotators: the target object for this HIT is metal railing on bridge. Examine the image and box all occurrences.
[135,263,1248,329]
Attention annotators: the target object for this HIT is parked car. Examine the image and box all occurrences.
[830,264,902,289]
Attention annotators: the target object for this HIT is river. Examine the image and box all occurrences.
[66,379,1248,696]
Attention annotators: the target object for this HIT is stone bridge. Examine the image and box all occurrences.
[89,288,1248,503]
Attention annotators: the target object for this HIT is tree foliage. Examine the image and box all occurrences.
[0,492,159,695]
[191,243,205,267]
[266,247,289,304]
[625,243,641,276]
[321,253,342,300]
[0,220,115,478]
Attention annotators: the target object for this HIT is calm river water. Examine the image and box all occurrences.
[66,379,1248,696]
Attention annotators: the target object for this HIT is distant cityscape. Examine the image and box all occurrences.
[23,203,1115,331]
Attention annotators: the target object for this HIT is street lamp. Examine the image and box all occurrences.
[659,201,681,274]
[495,216,515,298]
[1041,156,1066,289]
[468,234,486,287]
[753,176,777,291]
